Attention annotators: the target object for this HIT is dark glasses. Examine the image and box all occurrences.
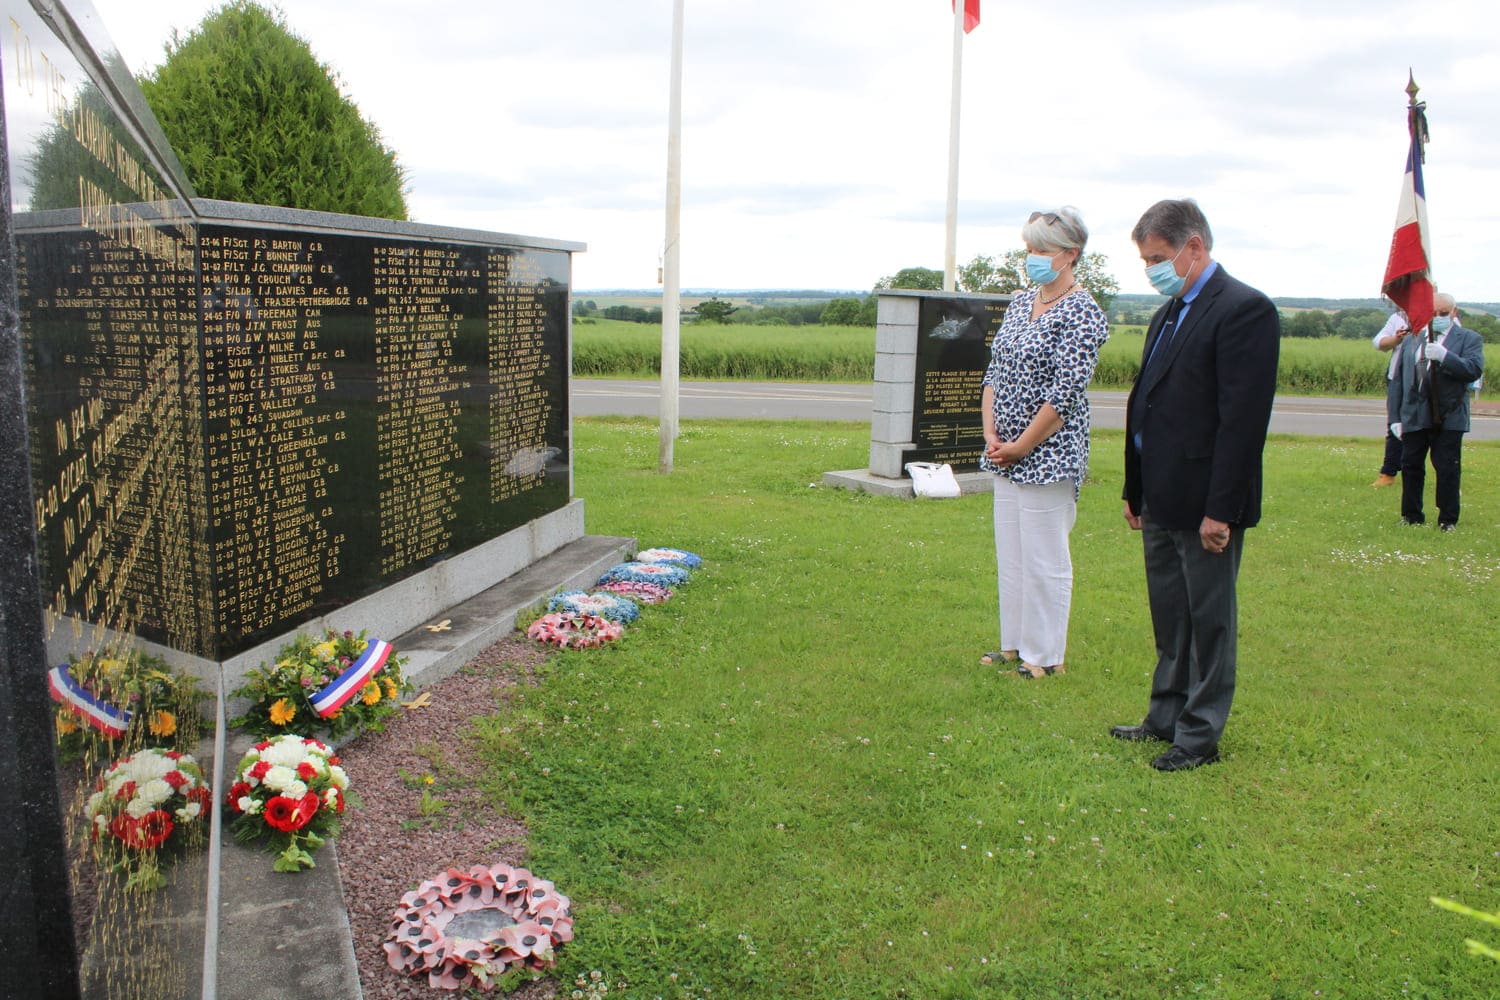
[1028,211,1061,225]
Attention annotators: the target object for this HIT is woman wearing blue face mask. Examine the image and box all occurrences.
[979,207,1110,678]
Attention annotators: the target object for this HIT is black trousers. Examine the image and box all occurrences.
[1140,511,1244,754]
[1399,427,1464,526]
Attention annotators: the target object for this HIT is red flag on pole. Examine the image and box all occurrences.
[1382,76,1433,334]
[951,0,980,33]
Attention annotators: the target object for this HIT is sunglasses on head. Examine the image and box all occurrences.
[1028,211,1061,225]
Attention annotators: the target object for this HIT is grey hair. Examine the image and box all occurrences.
[1131,198,1214,252]
[1021,206,1088,256]
[1434,292,1456,310]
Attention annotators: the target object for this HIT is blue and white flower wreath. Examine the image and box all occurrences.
[547,590,641,624]
[597,561,692,588]
[633,547,703,569]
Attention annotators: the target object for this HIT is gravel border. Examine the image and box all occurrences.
[335,634,559,999]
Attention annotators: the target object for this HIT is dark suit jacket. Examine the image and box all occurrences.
[1123,265,1280,531]
[1386,323,1485,432]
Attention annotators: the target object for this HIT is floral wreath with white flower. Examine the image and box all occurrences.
[597,560,692,588]
[546,589,641,624]
[84,747,211,890]
[230,628,410,740]
[633,546,703,569]
[226,734,353,872]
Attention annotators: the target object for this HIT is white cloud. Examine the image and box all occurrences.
[91,0,1500,300]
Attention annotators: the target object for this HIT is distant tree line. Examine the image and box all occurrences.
[876,250,1121,315]
[1280,306,1499,343]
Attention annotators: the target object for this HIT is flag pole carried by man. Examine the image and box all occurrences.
[1381,72,1434,344]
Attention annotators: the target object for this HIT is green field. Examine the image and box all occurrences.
[460,418,1500,999]
[574,320,1495,394]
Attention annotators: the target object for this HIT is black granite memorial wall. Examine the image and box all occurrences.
[20,209,573,658]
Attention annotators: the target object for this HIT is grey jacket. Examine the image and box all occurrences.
[1387,323,1485,432]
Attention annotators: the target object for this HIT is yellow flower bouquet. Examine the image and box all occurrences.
[49,649,205,761]
[230,629,410,740]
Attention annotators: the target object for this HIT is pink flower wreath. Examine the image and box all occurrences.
[525,612,624,649]
[384,863,573,991]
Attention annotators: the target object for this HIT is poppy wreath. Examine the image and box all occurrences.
[383,863,573,991]
[595,579,674,604]
[633,546,703,569]
[526,612,624,650]
[546,589,641,624]
[226,734,351,872]
[84,748,211,890]
[596,560,692,588]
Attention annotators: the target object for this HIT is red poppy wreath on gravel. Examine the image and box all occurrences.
[383,863,573,991]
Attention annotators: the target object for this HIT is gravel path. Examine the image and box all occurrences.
[335,635,559,999]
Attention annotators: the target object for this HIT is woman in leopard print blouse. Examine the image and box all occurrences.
[979,207,1109,679]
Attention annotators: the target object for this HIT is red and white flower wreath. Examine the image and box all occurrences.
[525,612,623,649]
[383,863,573,991]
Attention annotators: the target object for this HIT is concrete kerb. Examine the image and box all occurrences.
[213,533,634,1000]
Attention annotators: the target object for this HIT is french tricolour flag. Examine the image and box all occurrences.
[309,638,392,718]
[48,664,132,738]
[1382,116,1433,334]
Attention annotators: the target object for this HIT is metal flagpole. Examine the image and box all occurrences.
[659,0,685,472]
[942,2,964,291]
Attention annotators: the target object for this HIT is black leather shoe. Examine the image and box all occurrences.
[1150,746,1220,772]
[1110,724,1172,743]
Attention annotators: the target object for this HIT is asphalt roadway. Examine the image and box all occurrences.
[572,379,1500,441]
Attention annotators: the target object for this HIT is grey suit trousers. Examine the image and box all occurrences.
[1139,510,1244,753]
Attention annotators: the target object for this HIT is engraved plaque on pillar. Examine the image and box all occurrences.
[900,294,1007,471]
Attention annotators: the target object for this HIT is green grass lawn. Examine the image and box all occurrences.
[473,419,1499,999]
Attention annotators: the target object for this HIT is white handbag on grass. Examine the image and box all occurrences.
[904,461,961,498]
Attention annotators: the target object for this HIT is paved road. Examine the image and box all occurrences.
[572,379,1500,441]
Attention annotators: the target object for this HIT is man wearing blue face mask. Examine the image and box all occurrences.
[1112,199,1279,773]
[1386,291,1485,531]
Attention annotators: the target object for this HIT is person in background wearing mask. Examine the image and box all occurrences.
[1387,291,1485,531]
[1369,301,1411,487]
[1112,199,1279,772]
[978,207,1109,679]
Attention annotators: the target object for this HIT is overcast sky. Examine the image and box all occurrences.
[89,0,1499,301]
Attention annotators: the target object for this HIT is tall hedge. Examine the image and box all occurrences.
[140,1,408,219]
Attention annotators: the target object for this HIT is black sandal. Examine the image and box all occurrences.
[980,650,1018,666]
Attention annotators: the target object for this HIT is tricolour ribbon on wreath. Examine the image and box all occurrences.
[47,664,133,737]
[308,638,393,718]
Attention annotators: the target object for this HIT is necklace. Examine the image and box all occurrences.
[1038,282,1079,305]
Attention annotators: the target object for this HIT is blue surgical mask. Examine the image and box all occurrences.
[1025,253,1060,286]
[1431,315,1453,334]
[1145,244,1189,297]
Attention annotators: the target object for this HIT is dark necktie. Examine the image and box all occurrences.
[1142,301,1183,376]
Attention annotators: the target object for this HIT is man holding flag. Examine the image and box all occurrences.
[1380,76,1485,531]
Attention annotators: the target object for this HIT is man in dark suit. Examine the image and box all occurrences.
[1386,292,1485,530]
[1111,199,1280,772]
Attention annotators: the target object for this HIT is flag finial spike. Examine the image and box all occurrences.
[1406,69,1420,106]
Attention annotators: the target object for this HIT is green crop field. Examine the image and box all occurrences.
[574,320,1496,395]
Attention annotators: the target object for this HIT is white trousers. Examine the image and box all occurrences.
[992,475,1077,667]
